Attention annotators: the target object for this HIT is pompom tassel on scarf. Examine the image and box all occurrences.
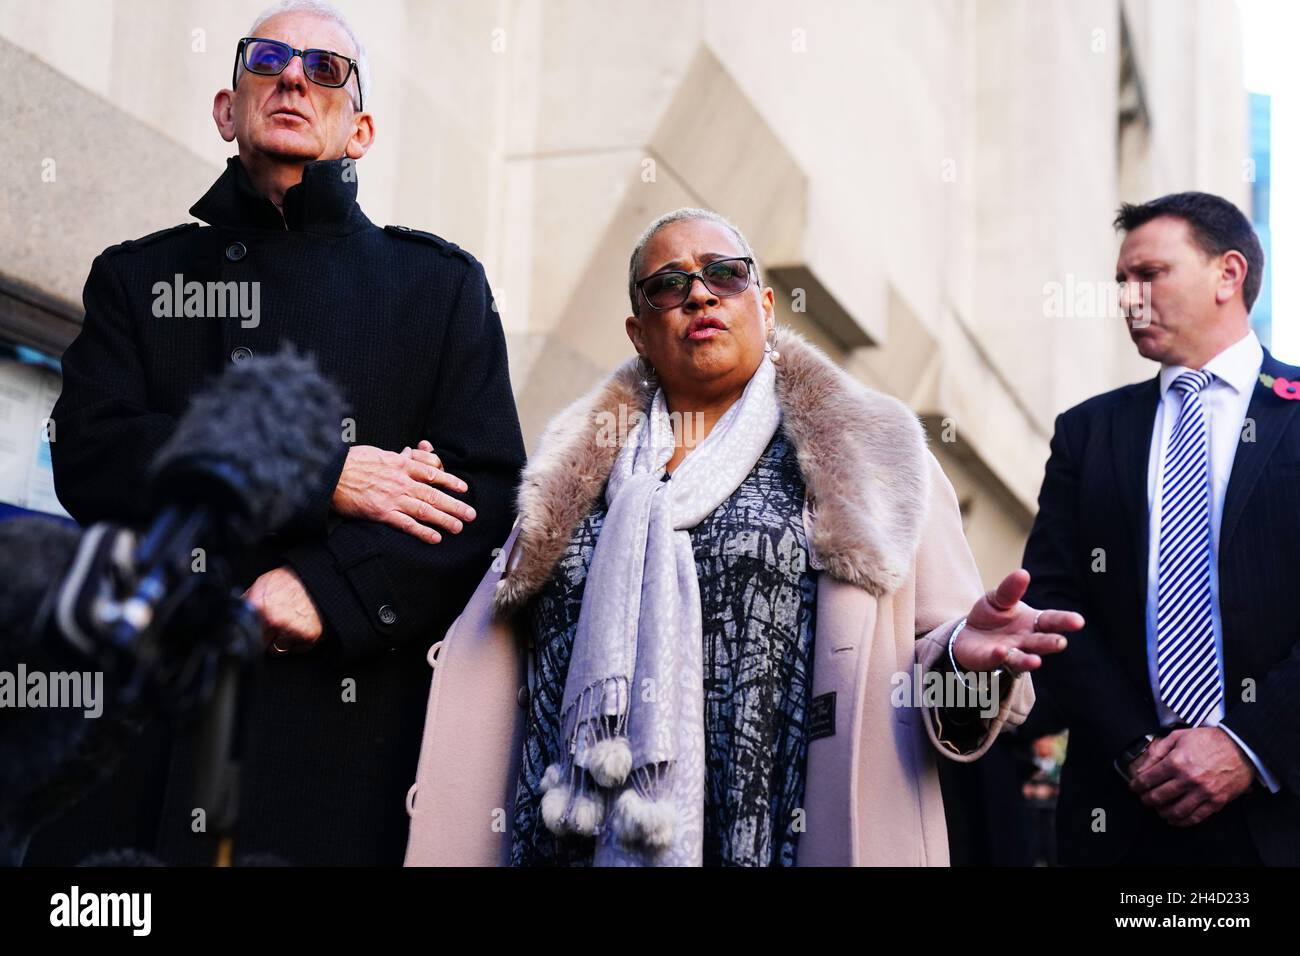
[540,752,678,853]
[609,788,675,850]
[587,738,633,787]
[537,677,644,841]
[539,763,606,837]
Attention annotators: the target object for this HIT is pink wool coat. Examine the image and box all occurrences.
[403,329,1034,866]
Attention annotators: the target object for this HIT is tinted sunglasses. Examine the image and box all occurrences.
[636,257,756,311]
[232,37,363,110]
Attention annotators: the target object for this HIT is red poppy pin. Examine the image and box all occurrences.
[1260,372,1300,399]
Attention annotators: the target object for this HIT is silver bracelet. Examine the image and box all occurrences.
[947,616,972,690]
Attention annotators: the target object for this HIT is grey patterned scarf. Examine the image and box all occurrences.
[538,354,781,865]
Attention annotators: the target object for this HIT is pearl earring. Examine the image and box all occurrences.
[765,340,781,364]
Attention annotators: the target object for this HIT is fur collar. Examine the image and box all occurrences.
[494,328,931,616]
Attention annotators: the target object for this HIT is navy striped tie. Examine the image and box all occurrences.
[1155,368,1222,727]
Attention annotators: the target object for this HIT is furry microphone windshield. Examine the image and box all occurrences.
[147,347,346,538]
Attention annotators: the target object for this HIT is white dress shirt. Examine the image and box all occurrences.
[1144,329,1279,791]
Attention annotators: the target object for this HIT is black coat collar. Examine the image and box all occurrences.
[190,156,370,236]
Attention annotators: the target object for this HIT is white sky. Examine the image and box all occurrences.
[1239,0,1299,361]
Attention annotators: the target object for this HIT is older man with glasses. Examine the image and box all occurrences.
[28,0,525,866]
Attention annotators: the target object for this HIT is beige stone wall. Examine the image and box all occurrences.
[0,0,1249,587]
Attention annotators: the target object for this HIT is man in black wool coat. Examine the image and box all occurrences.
[25,1,525,865]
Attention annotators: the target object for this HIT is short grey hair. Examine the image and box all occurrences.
[240,0,370,111]
[627,207,759,314]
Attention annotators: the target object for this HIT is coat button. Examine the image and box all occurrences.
[225,241,247,262]
[378,605,397,626]
[230,347,252,364]
[517,685,529,708]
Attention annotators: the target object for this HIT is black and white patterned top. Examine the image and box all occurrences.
[510,429,818,866]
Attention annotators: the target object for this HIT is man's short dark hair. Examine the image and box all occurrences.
[1113,191,1265,312]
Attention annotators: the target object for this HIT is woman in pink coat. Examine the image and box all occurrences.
[404,208,1082,866]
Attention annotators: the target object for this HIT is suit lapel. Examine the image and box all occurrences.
[1221,349,1300,552]
[1109,377,1160,687]
[1111,376,1160,572]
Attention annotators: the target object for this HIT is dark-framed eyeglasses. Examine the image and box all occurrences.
[635,257,756,311]
[232,37,363,111]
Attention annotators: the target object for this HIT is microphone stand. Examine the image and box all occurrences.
[42,512,263,865]
[188,597,260,865]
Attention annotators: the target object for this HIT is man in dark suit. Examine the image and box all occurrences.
[1023,191,1299,866]
[26,3,525,865]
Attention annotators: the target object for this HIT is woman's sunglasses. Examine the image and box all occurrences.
[635,257,756,311]
[232,37,363,111]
